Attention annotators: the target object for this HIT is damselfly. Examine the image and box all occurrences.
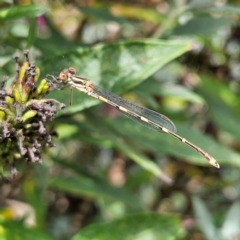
[57,67,220,168]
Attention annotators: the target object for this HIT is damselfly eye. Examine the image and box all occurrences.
[59,71,68,81]
[68,67,76,75]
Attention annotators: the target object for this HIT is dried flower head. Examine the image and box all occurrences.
[0,50,65,181]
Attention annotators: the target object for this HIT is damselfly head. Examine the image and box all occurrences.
[59,70,68,82]
[59,67,77,84]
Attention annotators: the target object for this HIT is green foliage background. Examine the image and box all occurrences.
[1,0,240,239]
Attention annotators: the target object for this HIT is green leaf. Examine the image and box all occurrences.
[2,220,53,240]
[188,0,216,10]
[71,213,186,240]
[26,18,38,48]
[221,201,240,239]
[199,75,240,142]
[192,197,219,240]
[0,5,49,20]
[208,5,240,15]
[0,55,11,68]
[173,17,233,36]
[49,175,143,209]
[115,141,173,183]
[159,85,204,104]
[43,39,192,115]
[23,165,49,227]
[135,80,204,105]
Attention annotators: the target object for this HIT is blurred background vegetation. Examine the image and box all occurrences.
[1,0,240,239]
